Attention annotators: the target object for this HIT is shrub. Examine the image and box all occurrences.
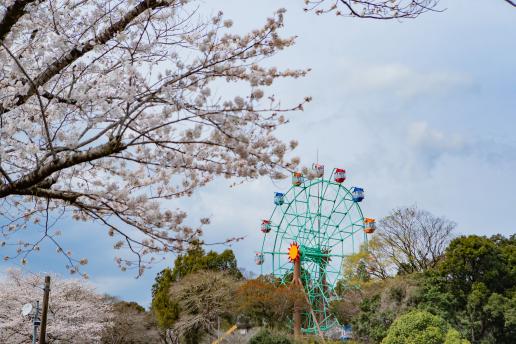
[249,329,292,344]
[381,310,469,344]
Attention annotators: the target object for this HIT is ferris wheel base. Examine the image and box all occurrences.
[301,317,340,335]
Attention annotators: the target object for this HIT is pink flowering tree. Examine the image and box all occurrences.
[0,269,112,343]
[0,0,307,275]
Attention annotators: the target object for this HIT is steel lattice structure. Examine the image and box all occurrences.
[258,167,367,334]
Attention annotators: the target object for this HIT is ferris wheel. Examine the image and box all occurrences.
[256,165,375,335]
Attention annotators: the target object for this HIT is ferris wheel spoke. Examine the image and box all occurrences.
[328,230,359,249]
[327,200,361,241]
[302,186,319,248]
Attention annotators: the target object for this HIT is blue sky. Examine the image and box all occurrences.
[1,0,515,307]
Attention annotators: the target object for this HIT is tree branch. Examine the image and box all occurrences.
[12,187,81,203]
[0,137,124,197]
[1,42,56,158]
[0,0,37,42]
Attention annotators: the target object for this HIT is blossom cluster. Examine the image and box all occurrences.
[0,1,307,274]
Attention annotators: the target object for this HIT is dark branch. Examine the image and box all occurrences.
[0,137,124,198]
[0,0,37,42]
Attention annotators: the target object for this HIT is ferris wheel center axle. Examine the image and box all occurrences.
[300,245,331,263]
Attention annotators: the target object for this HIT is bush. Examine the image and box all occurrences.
[444,329,470,344]
[249,329,292,344]
[381,310,469,344]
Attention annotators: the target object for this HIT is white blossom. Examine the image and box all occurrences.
[0,270,112,343]
[0,0,309,274]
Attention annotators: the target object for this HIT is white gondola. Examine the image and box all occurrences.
[313,163,324,178]
[255,253,264,265]
[261,220,271,233]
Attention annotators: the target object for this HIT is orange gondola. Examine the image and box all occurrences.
[364,218,376,234]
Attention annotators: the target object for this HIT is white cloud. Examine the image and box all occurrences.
[408,121,467,153]
[340,61,473,99]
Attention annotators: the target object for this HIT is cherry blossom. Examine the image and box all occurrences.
[0,269,112,343]
[0,1,308,274]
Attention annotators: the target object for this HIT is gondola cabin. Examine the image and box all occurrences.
[351,187,365,202]
[261,219,271,233]
[364,218,376,234]
[313,163,324,178]
[274,192,285,206]
[292,172,303,186]
[334,168,346,183]
[255,252,264,265]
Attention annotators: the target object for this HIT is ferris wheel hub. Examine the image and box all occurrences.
[299,245,331,264]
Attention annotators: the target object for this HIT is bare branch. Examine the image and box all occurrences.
[372,206,456,275]
[1,42,56,158]
[304,0,442,19]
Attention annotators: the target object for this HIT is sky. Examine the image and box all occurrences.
[1,0,515,307]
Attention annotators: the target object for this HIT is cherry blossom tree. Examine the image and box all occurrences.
[0,269,112,343]
[0,0,308,274]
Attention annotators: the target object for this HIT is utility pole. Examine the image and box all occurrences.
[32,301,40,344]
[217,316,220,342]
[39,276,51,344]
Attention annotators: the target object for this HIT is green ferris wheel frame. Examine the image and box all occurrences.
[259,168,367,334]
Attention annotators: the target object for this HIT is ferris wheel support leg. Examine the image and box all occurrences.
[296,278,327,343]
[292,258,327,343]
[293,258,302,339]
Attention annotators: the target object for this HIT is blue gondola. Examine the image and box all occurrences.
[351,187,364,202]
[340,324,353,341]
[274,192,285,206]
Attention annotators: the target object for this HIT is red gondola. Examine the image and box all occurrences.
[334,168,346,183]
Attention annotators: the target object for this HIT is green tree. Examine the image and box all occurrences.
[419,235,516,343]
[151,268,180,330]
[381,310,469,344]
[353,294,395,343]
[170,243,243,281]
[333,275,420,342]
[438,236,511,296]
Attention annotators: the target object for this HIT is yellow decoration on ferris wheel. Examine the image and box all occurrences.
[288,242,300,262]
